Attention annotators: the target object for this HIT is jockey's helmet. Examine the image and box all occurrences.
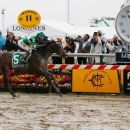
[36,32,45,39]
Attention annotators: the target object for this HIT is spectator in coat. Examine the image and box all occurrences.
[97,30,106,53]
[105,39,118,65]
[4,32,18,52]
[0,31,6,51]
[90,36,102,64]
[64,38,76,64]
[75,34,91,64]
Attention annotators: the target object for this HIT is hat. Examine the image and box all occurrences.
[57,37,62,41]
[36,32,45,39]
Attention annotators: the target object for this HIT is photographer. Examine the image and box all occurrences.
[76,34,91,64]
[112,35,123,52]
[90,32,97,44]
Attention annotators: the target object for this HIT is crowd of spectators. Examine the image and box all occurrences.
[54,30,124,65]
[0,30,124,65]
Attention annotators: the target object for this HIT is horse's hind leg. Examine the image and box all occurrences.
[1,67,16,97]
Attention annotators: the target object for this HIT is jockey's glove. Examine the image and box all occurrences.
[33,45,44,49]
[32,45,37,50]
[33,45,37,49]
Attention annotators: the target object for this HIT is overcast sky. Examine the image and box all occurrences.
[0,0,125,28]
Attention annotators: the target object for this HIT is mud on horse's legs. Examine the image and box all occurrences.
[45,71,60,91]
[1,67,16,97]
[38,68,63,96]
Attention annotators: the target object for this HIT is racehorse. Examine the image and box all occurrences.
[0,41,67,97]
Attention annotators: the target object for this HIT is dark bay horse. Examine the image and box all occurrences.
[0,41,67,97]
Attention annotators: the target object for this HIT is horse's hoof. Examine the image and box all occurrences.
[13,94,16,97]
[56,88,60,92]
[48,93,53,96]
[11,96,17,99]
[11,94,17,99]
[60,94,64,97]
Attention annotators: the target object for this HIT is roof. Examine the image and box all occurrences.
[41,20,81,35]
[3,20,117,38]
[77,27,117,38]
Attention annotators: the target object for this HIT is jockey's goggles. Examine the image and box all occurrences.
[38,36,44,40]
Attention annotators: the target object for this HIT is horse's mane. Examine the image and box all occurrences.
[36,41,55,52]
[44,42,52,47]
[42,41,56,48]
[46,40,56,46]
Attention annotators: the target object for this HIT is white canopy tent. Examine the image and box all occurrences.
[103,27,117,39]
[1,20,117,39]
[41,20,81,36]
[2,20,81,38]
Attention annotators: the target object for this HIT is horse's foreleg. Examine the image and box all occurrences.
[2,67,16,97]
[44,71,60,91]
[38,69,63,96]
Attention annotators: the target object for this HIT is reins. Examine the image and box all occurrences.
[32,42,59,58]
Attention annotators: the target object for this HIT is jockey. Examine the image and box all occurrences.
[18,32,49,63]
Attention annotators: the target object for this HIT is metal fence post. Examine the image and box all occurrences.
[100,55,104,64]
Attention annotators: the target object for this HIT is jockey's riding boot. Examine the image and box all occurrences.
[20,52,29,63]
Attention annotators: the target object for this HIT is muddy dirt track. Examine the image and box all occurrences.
[0,93,130,130]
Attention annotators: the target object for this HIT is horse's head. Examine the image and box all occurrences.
[48,41,68,58]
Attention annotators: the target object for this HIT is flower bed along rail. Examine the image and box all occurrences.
[0,70,71,88]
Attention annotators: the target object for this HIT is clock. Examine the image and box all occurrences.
[115,4,130,43]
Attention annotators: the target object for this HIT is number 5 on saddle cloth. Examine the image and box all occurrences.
[12,52,27,68]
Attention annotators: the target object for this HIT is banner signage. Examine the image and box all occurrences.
[116,52,130,63]
[123,70,130,94]
[72,69,120,93]
[12,25,45,33]
[18,10,41,29]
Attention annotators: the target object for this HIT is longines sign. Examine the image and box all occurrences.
[12,25,46,33]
